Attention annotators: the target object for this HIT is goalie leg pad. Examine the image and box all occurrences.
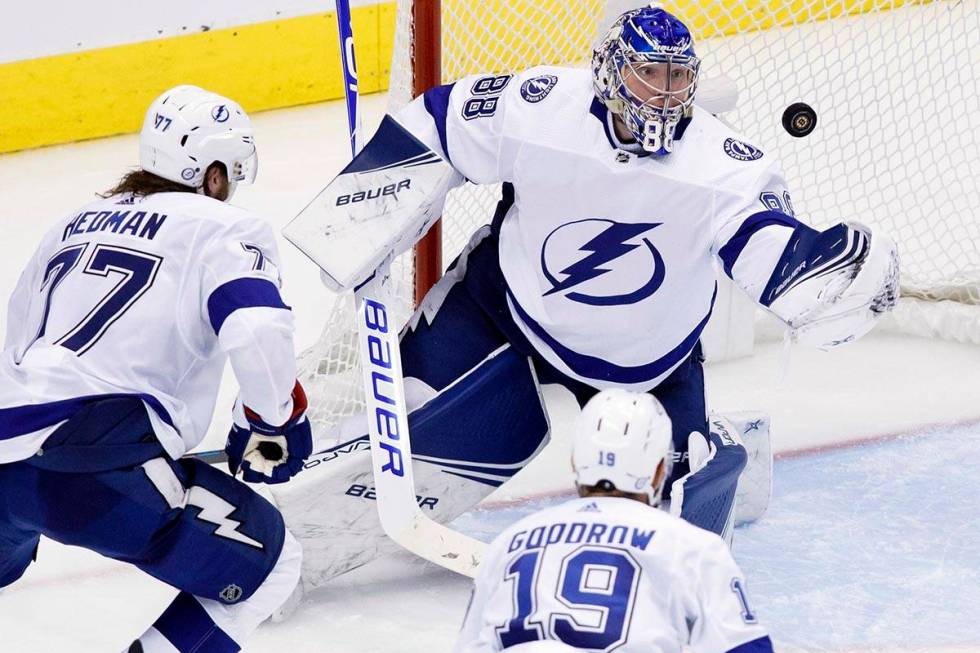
[726,411,773,525]
[273,345,550,588]
[672,417,747,540]
[407,345,550,484]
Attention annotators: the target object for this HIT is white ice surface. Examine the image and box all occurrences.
[1,94,980,652]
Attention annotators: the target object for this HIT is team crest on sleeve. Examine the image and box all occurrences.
[540,218,666,306]
[520,75,558,103]
[723,138,763,161]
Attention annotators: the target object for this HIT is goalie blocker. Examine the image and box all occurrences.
[283,116,459,292]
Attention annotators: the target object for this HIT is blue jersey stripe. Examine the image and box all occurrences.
[716,210,801,279]
[589,97,617,150]
[727,635,774,653]
[505,284,716,385]
[207,277,289,335]
[423,83,456,164]
[153,592,239,653]
[0,392,175,440]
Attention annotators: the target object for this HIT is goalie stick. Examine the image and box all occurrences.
[330,0,484,577]
[354,270,482,576]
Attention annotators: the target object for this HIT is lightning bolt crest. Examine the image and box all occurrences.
[544,221,661,296]
[187,487,264,550]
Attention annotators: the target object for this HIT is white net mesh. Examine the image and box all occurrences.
[299,0,980,438]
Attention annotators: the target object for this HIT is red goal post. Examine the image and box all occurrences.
[411,0,444,306]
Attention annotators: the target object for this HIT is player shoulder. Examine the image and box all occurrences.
[676,107,779,187]
[143,192,260,224]
[476,66,593,117]
[485,497,597,556]
[515,65,590,93]
[595,497,722,547]
[497,65,591,112]
[654,509,734,569]
[147,193,275,238]
[481,66,594,144]
[493,500,571,542]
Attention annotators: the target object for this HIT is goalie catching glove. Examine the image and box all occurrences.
[226,381,313,484]
[766,221,899,348]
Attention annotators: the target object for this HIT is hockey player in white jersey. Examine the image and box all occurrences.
[274,5,899,587]
[454,389,773,653]
[0,86,312,652]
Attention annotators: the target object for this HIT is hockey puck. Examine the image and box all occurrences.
[782,102,817,137]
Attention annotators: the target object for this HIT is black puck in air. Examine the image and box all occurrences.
[782,102,817,137]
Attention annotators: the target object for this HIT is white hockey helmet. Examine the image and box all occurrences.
[572,389,672,497]
[139,85,257,197]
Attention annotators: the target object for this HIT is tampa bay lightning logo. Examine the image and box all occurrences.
[211,104,230,123]
[520,75,558,103]
[724,138,763,161]
[541,219,666,306]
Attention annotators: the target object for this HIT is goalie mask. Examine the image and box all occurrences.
[592,5,700,156]
[139,85,258,200]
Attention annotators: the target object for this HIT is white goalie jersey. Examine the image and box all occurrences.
[454,496,773,653]
[393,66,829,391]
[0,192,297,463]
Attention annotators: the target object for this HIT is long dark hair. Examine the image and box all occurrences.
[100,169,195,199]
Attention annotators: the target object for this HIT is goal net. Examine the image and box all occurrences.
[298,0,980,437]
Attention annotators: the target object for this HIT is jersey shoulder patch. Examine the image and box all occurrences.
[520,74,559,103]
[723,137,764,161]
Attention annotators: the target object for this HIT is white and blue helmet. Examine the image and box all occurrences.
[592,5,701,156]
[139,85,257,199]
[572,389,672,499]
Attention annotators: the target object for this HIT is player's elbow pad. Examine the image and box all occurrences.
[766,222,899,348]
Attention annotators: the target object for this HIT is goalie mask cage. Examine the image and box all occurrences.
[299,0,980,437]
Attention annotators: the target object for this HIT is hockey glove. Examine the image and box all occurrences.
[226,381,313,484]
[768,222,899,349]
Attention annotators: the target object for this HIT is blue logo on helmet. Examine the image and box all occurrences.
[541,219,666,306]
[619,8,696,57]
[520,75,558,103]
[211,105,230,123]
[723,138,763,161]
[181,167,196,180]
